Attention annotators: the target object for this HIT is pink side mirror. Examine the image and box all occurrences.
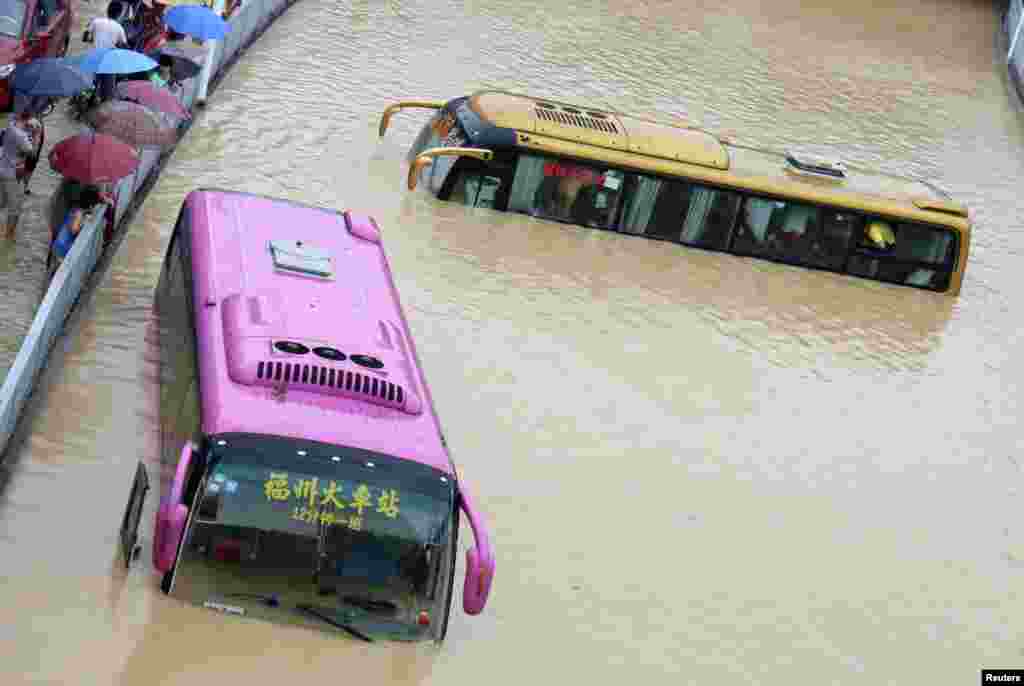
[153,441,197,573]
[458,484,494,615]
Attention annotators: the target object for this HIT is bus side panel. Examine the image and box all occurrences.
[188,192,226,437]
[156,204,202,486]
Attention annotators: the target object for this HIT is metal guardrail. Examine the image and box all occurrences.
[0,0,302,460]
[1010,0,1024,63]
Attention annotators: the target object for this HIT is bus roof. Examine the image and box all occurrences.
[184,189,453,476]
[463,90,970,231]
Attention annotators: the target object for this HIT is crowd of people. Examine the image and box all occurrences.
[0,0,240,273]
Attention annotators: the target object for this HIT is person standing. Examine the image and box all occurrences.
[11,95,45,196]
[0,111,37,238]
[85,2,129,101]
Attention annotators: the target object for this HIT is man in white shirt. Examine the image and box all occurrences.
[85,2,128,50]
[85,3,129,101]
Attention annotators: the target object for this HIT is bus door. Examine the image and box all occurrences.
[119,461,151,568]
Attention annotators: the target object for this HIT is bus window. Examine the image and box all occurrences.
[732,197,855,270]
[620,177,739,250]
[679,186,740,250]
[847,219,956,291]
[620,176,689,239]
[450,173,503,209]
[805,211,858,271]
[508,155,623,229]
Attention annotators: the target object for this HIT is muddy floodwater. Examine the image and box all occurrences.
[2,0,1024,683]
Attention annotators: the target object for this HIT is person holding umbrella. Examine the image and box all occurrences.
[84,2,130,101]
[14,98,44,197]
[10,59,92,196]
[48,132,140,246]
[0,110,39,239]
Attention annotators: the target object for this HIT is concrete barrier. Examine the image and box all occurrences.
[1008,0,1024,101]
[0,0,302,460]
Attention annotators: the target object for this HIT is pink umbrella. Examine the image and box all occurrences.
[115,80,191,120]
[49,133,140,184]
[85,100,178,148]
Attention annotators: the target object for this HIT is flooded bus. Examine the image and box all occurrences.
[123,189,494,643]
[379,91,971,295]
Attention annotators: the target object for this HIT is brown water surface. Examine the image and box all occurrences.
[2,0,1023,683]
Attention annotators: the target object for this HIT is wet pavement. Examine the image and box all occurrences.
[1,0,1024,683]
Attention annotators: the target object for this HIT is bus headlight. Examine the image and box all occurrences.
[0,64,15,79]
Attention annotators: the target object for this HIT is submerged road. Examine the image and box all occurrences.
[2,0,1024,683]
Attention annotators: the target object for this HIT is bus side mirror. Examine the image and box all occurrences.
[153,441,197,573]
[407,156,433,191]
[458,484,494,615]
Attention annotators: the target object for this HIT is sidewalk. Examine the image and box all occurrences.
[0,5,202,381]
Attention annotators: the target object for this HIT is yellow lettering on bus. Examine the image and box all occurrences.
[320,481,347,510]
[293,478,319,508]
[264,472,291,501]
[351,484,372,515]
[376,489,400,519]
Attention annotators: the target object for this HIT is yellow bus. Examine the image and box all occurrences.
[379,90,971,296]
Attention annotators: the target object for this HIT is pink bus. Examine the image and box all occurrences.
[125,189,494,643]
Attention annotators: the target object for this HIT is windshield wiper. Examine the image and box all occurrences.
[295,603,374,643]
[223,593,281,607]
[341,595,398,615]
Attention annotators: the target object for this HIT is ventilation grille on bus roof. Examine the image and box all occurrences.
[255,359,418,413]
[534,103,619,134]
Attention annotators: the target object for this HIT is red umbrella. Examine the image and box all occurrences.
[48,133,140,185]
[85,100,177,149]
[115,80,191,120]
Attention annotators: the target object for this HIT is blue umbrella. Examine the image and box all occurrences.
[70,48,159,76]
[11,58,91,97]
[163,5,231,41]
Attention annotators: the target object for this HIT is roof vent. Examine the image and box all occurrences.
[312,346,346,361]
[222,294,423,414]
[252,359,421,414]
[785,152,847,179]
[534,105,619,135]
[269,239,334,280]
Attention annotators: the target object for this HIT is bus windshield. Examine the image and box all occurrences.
[170,434,457,642]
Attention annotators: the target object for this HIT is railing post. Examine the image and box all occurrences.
[196,0,227,105]
[1010,0,1024,64]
